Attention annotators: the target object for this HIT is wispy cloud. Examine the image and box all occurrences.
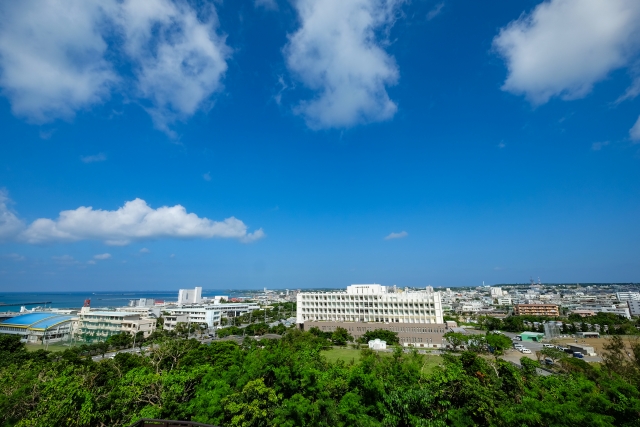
[1,253,25,261]
[384,231,408,240]
[591,141,610,151]
[52,254,78,265]
[81,153,106,163]
[203,172,212,181]
[0,189,25,241]
[93,253,111,260]
[140,247,150,253]
[631,115,640,142]
[426,2,444,21]
[255,0,278,11]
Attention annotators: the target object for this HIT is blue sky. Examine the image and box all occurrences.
[1,0,639,291]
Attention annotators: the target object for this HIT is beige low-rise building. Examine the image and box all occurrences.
[304,320,449,348]
[514,304,559,317]
[76,306,156,343]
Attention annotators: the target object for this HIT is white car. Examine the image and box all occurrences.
[520,348,531,354]
[513,344,524,349]
[542,344,555,348]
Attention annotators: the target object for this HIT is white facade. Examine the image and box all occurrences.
[296,284,443,324]
[178,287,202,305]
[368,339,387,350]
[76,309,156,342]
[581,304,631,319]
[166,306,220,328]
[497,297,512,306]
[490,287,503,297]
[163,314,189,331]
[616,292,640,301]
[121,306,161,318]
[166,302,260,328]
[627,300,640,317]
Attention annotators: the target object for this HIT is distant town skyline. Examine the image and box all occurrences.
[1,0,639,291]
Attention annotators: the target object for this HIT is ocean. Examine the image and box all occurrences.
[0,290,256,312]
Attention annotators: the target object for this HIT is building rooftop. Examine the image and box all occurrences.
[82,311,140,317]
[30,315,76,331]
[1,312,74,329]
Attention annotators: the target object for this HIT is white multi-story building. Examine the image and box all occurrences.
[166,305,220,328]
[163,314,189,331]
[490,287,503,297]
[178,287,202,305]
[616,292,640,301]
[121,306,162,318]
[165,303,259,328]
[76,307,156,343]
[627,300,640,317]
[296,284,443,325]
[497,297,512,306]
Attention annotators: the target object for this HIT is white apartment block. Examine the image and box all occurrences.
[163,314,189,331]
[76,307,156,342]
[165,303,259,328]
[166,306,220,328]
[497,297,512,306]
[296,284,444,325]
[616,292,640,301]
[178,287,203,305]
[628,300,640,317]
[490,287,503,297]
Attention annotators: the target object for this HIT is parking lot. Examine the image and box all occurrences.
[501,331,602,363]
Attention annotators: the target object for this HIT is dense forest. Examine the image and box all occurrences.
[1,330,639,427]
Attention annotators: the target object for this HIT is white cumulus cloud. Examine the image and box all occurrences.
[0,1,117,122]
[284,0,402,129]
[0,0,230,134]
[117,0,231,134]
[20,198,264,245]
[384,231,407,240]
[493,0,640,105]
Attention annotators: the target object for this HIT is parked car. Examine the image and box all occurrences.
[513,344,524,349]
[544,357,554,365]
[542,344,555,348]
[573,352,584,358]
[520,348,532,354]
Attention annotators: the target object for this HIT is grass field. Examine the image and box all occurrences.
[321,347,444,373]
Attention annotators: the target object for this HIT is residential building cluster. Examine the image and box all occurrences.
[442,283,640,320]
[0,286,293,344]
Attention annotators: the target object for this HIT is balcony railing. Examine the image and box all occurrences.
[129,419,217,427]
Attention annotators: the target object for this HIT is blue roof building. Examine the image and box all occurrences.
[0,312,76,344]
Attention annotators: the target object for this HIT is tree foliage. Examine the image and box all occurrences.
[1,331,640,426]
[358,329,399,346]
